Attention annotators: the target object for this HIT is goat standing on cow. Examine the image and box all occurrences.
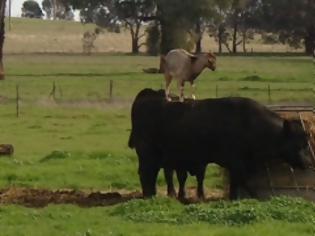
[163,49,216,102]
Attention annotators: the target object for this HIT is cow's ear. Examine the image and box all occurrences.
[283,120,292,137]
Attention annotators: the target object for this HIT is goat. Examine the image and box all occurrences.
[162,49,216,102]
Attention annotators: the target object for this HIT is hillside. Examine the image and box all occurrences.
[4,17,303,54]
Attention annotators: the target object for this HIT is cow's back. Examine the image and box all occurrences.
[159,97,284,166]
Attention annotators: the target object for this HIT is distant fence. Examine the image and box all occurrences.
[2,79,315,118]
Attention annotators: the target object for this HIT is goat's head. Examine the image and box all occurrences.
[207,52,216,71]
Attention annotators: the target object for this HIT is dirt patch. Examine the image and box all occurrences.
[0,188,142,208]
[0,187,225,208]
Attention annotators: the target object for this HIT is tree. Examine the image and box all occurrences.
[260,0,315,54]
[42,0,52,19]
[114,0,155,54]
[42,0,74,20]
[208,0,232,53]
[0,0,6,80]
[70,0,155,54]
[154,0,213,54]
[22,0,44,18]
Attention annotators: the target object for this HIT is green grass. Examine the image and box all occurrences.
[1,197,315,235]
[0,53,314,235]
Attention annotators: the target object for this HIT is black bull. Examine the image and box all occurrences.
[128,89,309,199]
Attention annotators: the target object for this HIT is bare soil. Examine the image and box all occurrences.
[0,187,225,208]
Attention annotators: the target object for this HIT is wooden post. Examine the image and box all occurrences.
[268,84,271,103]
[16,84,19,118]
[50,81,56,100]
[109,80,113,101]
[0,0,6,80]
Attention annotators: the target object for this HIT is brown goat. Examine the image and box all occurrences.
[162,49,216,102]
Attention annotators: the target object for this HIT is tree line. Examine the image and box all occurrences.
[10,0,315,55]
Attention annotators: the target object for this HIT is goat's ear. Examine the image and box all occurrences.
[208,52,216,59]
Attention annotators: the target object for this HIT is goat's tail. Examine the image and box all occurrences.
[159,55,167,73]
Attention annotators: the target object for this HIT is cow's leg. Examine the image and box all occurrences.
[178,80,185,102]
[136,146,160,198]
[176,169,188,200]
[190,81,196,100]
[164,168,176,197]
[139,164,160,198]
[165,74,172,101]
[229,171,239,200]
[196,165,206,200]
[229,165,256,200]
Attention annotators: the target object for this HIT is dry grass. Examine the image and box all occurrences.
[4,17,304,54]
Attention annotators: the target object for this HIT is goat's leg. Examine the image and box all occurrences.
[165,75,172,101]
[164,168,176,197]
[190,81,196,100]
[178,80,185,102]
[176,169,188,200]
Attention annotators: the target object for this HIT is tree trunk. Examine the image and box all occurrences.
[305,28,315,55]
[160,19,174,55]
[232,22,238,53]
[195,20,202,53]
[131,36,139,54]
[218,24,224,53]
[195,37,202,54]
[242,30,247,53]
[0,0,6,80]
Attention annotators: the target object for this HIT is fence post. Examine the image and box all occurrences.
[16,84,20,118]
[268,84,271,103]
[109,80,113,101]
[50,81,56,100]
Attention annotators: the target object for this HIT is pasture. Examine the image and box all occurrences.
[0,53,314,235]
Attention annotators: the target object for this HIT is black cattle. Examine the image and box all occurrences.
[128,88,309,199]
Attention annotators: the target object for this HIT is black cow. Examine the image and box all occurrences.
[128,88,309,200]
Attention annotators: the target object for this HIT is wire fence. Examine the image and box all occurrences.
[1,79,314,118]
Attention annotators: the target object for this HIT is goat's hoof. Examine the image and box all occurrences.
[166,97,172,102]
[192,95,196,100]
[179,97,184,102]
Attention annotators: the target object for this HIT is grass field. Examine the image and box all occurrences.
[0,52,314,235]
[1,16,315,234]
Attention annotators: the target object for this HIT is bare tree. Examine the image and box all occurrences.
[0,0,6,80]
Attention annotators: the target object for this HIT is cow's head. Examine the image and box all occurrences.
[207,52,216,71]
[281,119,309,169]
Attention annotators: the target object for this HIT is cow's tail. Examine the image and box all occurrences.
[128,130,135,149]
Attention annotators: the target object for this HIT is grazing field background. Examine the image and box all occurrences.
[0,18,314,236]
[4,17,305,54]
